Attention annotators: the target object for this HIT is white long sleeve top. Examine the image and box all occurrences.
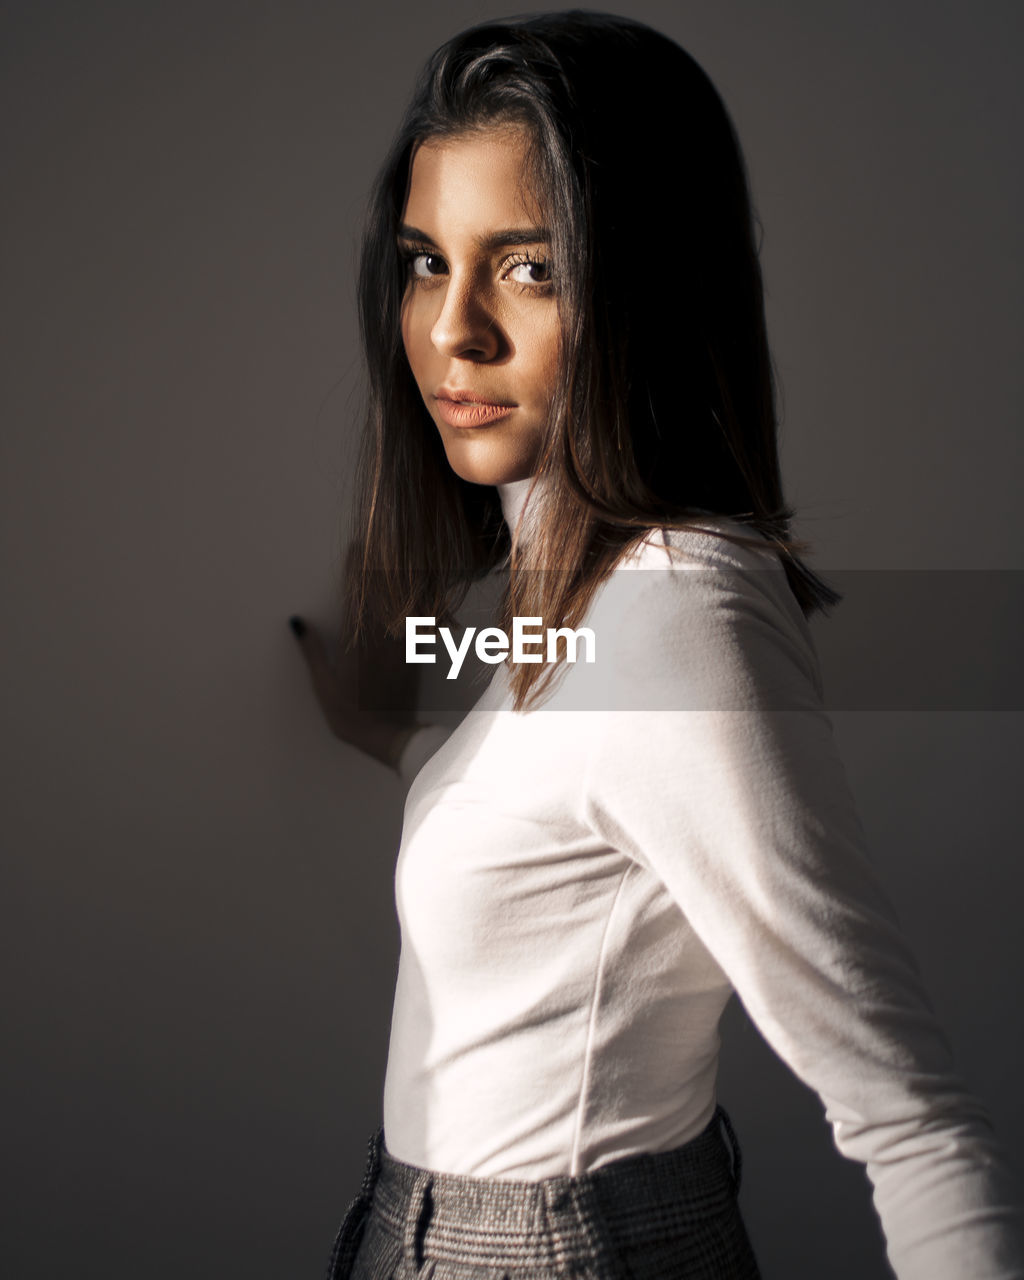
[381,485,1023,1280]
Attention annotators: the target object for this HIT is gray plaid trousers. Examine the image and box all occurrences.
[325,1108,761,1280]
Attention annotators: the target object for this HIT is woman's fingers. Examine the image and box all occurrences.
[288,614,353,739]
[289,613,424,770]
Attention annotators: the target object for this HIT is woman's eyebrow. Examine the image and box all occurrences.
[397,223,550,250]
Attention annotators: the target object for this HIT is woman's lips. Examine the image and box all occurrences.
[435,395,515,428]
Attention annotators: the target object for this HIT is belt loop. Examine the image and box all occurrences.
[715,1105,743,1193]
[402,1170,435,1272]
[324,1126,385,1280]
[361,1126,384,1198]
[566,1179,619,1279]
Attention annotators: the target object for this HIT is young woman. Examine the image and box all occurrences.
[290,12,1023,1279]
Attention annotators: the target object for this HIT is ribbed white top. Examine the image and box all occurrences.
[385,502,1022,1279]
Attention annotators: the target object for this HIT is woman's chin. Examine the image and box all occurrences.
[442,449,539,490]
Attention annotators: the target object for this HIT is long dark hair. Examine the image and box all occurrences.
[346,9,841,710]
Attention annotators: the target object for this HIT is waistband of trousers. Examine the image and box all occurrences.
[366,1106,742,1269]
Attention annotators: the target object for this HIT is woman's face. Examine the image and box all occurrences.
[399,126,560,488]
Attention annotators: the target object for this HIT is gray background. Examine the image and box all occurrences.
[2,1,1021,1276]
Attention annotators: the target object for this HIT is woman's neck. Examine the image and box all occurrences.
[496,476,537,538]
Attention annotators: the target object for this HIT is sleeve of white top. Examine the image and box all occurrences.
[578,539,1024,1280]
[395,723,455,792]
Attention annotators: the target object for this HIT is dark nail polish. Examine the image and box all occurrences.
[289,615,307,638]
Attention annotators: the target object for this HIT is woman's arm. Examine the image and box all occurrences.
[288,612,421,771]
[288,611,454,787]
[579,542,1023,1279]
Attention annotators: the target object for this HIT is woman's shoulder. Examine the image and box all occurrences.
[582,517,822,708]
[604,517,793,625]
[616,516,782,575]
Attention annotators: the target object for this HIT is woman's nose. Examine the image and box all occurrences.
[430,277,500,361]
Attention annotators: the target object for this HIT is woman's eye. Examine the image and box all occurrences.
[409,252,446,278]
[505,257,551,286]
[403,248,550,286]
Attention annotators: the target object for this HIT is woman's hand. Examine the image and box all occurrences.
[288,613,421,773]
